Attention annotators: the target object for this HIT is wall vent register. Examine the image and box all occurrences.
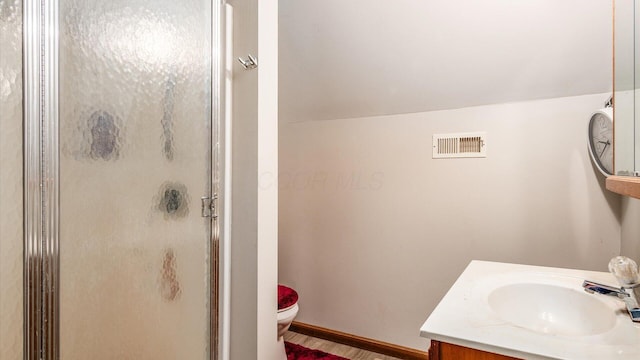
[432,132,487,158]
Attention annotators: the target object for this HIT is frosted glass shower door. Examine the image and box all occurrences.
[0,1,24,359]
[59,0,215,358]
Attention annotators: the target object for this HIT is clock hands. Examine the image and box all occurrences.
[598,140,611,158]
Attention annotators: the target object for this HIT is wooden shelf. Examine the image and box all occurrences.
[606,176,640,199]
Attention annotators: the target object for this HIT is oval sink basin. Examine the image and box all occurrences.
[488,283,616,336]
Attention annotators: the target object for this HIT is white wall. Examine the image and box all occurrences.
[279,93,621,350]
[257,0,279,358]
[279,0,612,121]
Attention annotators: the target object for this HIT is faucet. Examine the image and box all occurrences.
[583,256,640,323]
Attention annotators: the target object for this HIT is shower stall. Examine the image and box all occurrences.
[1,0,224,358]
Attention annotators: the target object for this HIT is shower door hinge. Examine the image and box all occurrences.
[201,194,218,219]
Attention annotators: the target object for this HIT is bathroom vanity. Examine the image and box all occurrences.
[420,261,640,360]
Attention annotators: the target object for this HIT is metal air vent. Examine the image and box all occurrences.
[432,132,487,159]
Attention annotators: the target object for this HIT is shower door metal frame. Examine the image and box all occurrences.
[22,0,224,358]
[211,1,225,359]
[23,0,59,358]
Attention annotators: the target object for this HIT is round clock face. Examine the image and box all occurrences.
[588,110,613,176]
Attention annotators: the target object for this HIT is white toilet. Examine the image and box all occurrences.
[277,285,299,360]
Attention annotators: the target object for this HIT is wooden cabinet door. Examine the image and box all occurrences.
[429,340,521,360]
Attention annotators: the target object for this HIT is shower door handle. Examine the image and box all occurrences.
[201,195,218,219]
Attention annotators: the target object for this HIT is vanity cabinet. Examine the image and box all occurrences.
[429,340,521,360]
[421,262,640,359]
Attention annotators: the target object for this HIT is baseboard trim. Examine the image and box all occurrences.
[289,321,429,360]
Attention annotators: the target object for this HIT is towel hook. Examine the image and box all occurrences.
[238,54,258,70]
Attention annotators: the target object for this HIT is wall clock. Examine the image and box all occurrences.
[588,107,613,177]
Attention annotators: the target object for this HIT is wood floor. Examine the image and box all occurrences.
[284,331,404,360]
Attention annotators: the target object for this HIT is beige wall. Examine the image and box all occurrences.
[228,0,279,358]
[621,197,640,262]
[279,93,622,350]
[228,0,259,357]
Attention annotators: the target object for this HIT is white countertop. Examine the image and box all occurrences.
[420,261,640,359]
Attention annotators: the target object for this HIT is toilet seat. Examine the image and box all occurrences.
[278,285,298,310]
